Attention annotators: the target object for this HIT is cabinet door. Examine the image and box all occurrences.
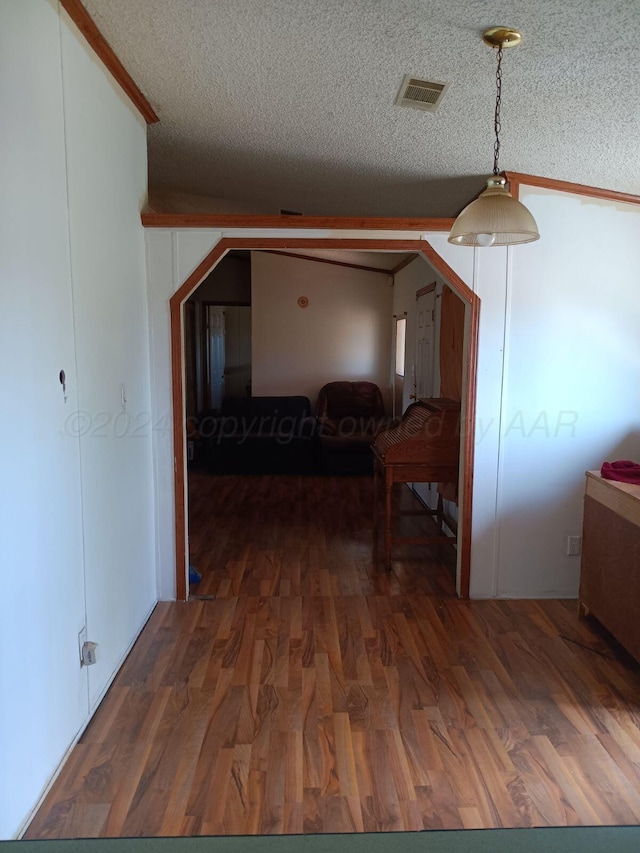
[581,494,640,661]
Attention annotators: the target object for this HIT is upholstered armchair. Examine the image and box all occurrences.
[315,381,386,473]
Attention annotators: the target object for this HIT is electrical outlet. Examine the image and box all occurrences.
[78,626,87,665]
[567,535,582,557]
[81,641,98,667]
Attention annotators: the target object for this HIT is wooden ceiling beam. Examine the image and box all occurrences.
[141,213,455,230]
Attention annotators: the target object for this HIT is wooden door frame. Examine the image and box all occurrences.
[170,237,480,600]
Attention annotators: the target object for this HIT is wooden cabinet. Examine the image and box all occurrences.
[579,471,640,661]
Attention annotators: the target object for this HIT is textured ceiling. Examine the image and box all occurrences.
[83,0,640,217]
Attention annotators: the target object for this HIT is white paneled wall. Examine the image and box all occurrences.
[60,9,157,705]
[0,1,156,837]
[467,248,508,598]
[0,1,88,837]
[435,191,640,598]
[495,187,640,597]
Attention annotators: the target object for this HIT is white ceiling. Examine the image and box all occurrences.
[83,0,640,217]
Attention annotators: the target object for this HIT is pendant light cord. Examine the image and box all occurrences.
[493,44,503,175]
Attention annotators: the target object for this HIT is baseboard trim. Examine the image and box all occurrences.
[15,600,158,839]
[87,601,158,715]
[14,726,85,839]
[470,593,579,600]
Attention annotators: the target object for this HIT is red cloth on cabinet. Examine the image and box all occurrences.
[601,460,640,485]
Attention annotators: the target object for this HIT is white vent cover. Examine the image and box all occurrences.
[395,75,449,112]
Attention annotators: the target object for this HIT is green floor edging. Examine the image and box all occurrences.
[4,827,640,853]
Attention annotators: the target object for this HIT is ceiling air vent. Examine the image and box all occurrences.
[395,75,449,112]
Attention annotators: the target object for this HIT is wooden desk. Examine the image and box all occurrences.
[372,399,460,569]
[579,470,640,661]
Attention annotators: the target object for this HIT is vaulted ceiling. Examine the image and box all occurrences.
[83,0,640,217]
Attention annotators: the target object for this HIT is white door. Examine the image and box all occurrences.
[206,305,226,409]
[415,289,436,400]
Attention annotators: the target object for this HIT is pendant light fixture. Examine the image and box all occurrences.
[448,27,540,247]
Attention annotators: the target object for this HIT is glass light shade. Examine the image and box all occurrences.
[448,177,540,246]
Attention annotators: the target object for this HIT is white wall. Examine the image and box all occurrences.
[492,187,640,597]
[0,1,155,837]
[145,188,640,605]
[0,1,88,837]
[433,190,640,599]
[251,251,393,409]
[60,9,157,705]
[463,247,509,598]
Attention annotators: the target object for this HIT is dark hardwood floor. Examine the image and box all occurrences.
[25,473,640,838]
[188,473,457,599]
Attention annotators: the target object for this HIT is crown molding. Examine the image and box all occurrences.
[505,172,640,206]
[60,0,159,124]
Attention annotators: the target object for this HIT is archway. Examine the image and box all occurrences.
[169,237,479,600]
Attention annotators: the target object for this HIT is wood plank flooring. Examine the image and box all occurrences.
[26,474,640,838]
[188,474,457,599]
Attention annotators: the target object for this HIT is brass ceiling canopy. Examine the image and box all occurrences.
[482,27,522,49]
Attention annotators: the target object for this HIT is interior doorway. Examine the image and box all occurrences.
[186,302,253,411]
[184,250,253,419]
[393,314,406,417]
[414,283,437,400]
[170,238,480,601]
[204,305,226,409]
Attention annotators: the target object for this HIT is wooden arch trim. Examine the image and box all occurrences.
[170,243,231,601]
[60,0,159,124]
[170,238,479,601]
